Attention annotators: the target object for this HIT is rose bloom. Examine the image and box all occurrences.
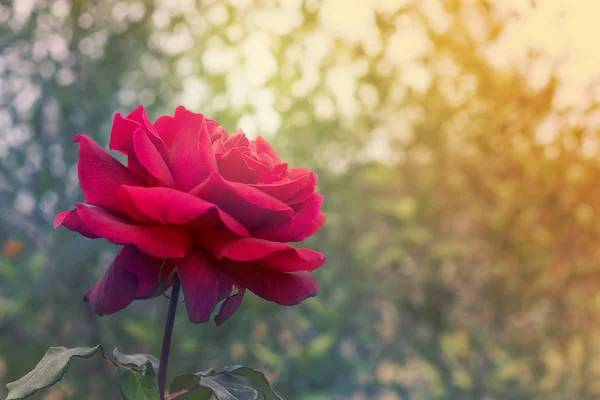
[55,106,326,325]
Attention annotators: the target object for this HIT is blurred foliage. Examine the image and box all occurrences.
[1,0,600,399]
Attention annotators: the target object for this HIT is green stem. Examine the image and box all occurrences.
[157,275,180,400]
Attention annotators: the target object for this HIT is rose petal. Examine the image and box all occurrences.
[217,274,234,302]
[212,133,227,158]
[75,203,192,258]
[190,173,293,230]
[214,284,245,326]
[224,130,250,150]
[154,106,217,191]
[118,107,170,160]
[132,128,175,187]
[217,148,260,183]
[201,232,325,272]
[207,119,227,142]
[211,272,245,326]
[54,209,99,238]
[272,162,288,177]
[110,107,175,184]
[84,245,174,315]
[118,186,248,237]
[241,153,275,182]
[253,193,326,242]
[108,111,149,178]
[126,104,159,137]
[217,147,276,184]
[287,169,318,204]
[110,106,162,147]
[220,261,319,306]
[250,172,314,203]
[109,112,143,155]
[75,134,147,215]
[177,250,221,323]
[254,136,282,163]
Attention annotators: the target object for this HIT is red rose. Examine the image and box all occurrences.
[55,105,326,325]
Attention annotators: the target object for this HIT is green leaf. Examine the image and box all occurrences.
[168,365,281,400]
[118,360,160,400]
[5,345,101,400]
[167,374,212,400]
[219,366,282,400]
[113,347,160,372]
[168,371,261,400]
[201,374,258,400]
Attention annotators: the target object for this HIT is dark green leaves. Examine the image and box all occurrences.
[220,366,282,400]
[201,374,258,400]
[5,345,101,400]
[168,374,214,400]
[112,349,161,400]
[5,346,162,400]
[168,366,282,400]
[114,347,160,372]
[7,346,280,400]
[118,361,160,400]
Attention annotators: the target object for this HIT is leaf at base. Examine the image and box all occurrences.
[201,374,258,400]
[167,374,212,400]
[118,360,160,400]
[167,365,283,400]
[5,345,101,400]
[220,366,282,400]
[113,347,160,372]
[168,370,268,400]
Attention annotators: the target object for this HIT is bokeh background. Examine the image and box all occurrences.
[2,0,600,399]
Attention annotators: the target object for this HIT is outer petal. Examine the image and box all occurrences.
[109,112,143,155]
[210,270,246,326]
[250,172,315,203]
[214,284,245,327]
[220,261,319,306]
[201,232,325,272]
[54,209,99,238]
[154,106,217,191]
[109,112,150,178]
[118,186,248,237]
[110,107,170,179]
[253,193,326,242]
[177,250,221,323]
[132,129,175,187]
[84,245,174,315]
[190,173,293,229]
[110,105,161,152]
[74,134,146,214]
[75,203,192,258]
[127,104,159,137]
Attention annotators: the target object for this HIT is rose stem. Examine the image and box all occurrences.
[158,275,181,400]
